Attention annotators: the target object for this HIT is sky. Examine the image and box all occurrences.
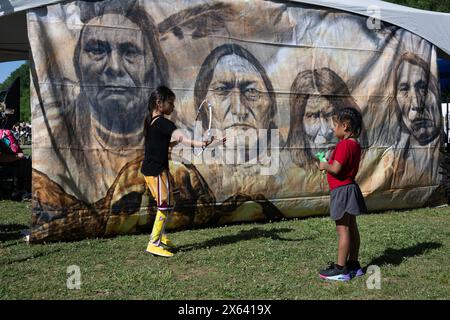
[0,60,26,84]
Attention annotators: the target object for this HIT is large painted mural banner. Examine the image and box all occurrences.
[28,0,444,243]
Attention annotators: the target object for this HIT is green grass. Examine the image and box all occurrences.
[0,200,449,300]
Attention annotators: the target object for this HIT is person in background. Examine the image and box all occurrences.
[0,128,31,200]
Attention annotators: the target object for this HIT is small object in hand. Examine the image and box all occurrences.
[316,151,327,176]
[316,151,327,163]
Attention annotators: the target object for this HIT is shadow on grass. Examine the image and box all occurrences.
[177,227,314,252]
[365,242,443,269]
[0,248,64,266]
[0,224,29,242]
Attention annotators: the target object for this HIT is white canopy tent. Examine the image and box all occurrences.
[0,0,61,61]
[297,0,450,58]
[1,0,450,61]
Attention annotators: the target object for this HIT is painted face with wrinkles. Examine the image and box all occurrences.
[202,54,273,161]
[396,61,441,145]
[79,13,150,135]
[205,54,272,133]
[303,95,337,148]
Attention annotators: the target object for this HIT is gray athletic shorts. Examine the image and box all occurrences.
[330,183,367,221]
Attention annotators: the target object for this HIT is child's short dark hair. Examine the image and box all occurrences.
[333,107,363,137]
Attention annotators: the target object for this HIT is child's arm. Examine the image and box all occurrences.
[171,129,226,148]
[318,142,349,175]
[319,160,342,175]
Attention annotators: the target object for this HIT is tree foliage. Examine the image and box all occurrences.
[385,0,450,13]
[0,62,30,122]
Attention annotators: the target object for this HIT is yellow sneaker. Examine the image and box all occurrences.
[146,242,174,257]
[161,233,176,249]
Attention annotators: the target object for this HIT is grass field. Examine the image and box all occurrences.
[0,200,449,300]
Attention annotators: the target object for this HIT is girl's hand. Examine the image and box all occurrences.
[205,136,226,148]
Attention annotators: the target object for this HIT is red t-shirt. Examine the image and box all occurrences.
[327,139,361,191]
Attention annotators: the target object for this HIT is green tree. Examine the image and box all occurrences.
[385,0,450,13]
[0,62,30,122]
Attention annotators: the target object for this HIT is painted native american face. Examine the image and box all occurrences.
[78,13,150,136]
[396,59,441,145]
[205,54,272,133]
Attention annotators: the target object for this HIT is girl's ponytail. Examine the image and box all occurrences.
[144,86,176,142]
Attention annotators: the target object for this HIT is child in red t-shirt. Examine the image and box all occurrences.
[317,107,367,281]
